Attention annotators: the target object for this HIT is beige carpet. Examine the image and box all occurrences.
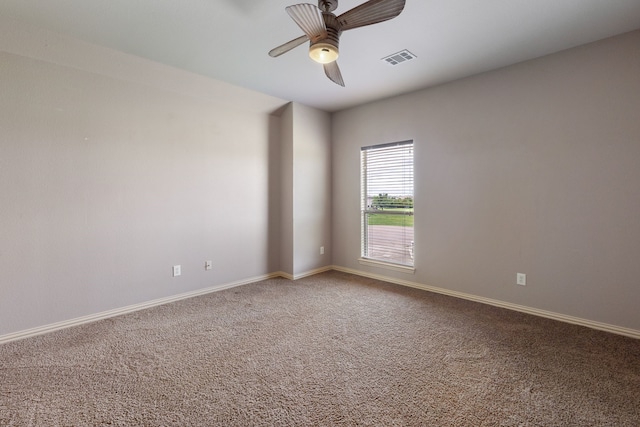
[1,271,639,426]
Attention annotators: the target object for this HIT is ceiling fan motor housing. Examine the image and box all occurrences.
[309,12,341,56]
[309,12,341,63]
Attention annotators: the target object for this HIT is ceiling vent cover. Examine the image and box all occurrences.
[382,49,417,66]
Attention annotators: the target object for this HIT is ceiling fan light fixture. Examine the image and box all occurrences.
[271,0,407,85]
[309,42,339,64]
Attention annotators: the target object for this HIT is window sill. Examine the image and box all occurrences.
[358,258,415,274]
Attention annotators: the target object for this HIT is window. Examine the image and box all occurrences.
[361,140,414,267]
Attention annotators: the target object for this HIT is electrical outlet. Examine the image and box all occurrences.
[320,246,325,255]
[516,273,526,286]
[173,265,181,277]
[205,260,212,270]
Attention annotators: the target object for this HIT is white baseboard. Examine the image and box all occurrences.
[275,265,334,281]
[331,265,640,340]
[3,266,637,345]
[0,272,282,345]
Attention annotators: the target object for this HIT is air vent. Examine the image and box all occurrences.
[382,49,417,66]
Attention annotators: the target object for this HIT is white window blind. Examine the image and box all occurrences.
[361,140,414,267]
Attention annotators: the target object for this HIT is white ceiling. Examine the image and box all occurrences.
[2,0,640,112]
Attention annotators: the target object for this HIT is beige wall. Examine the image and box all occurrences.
[2,14,638,338]
[279,103,333,278]
[332,30,640,331]
[291,103,332,276]
[279,104,295,276]
[0,19,288,336]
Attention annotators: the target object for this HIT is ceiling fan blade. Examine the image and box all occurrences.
[324,61,345,87]
[269,35,310,57]
[337,0,406,31]
[286,3,328,42]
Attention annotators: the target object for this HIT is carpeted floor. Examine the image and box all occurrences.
[1,271,639,426]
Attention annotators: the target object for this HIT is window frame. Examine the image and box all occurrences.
[360,140,415,272]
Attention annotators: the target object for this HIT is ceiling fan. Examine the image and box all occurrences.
[269,0,406,87]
